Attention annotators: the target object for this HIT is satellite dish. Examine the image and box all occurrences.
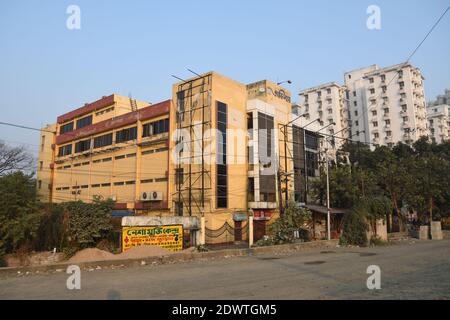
[259,87,266,93]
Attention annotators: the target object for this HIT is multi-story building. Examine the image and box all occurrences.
[427,91,450,144]
[37,72,324,244]
[429,88,450,106]
[345,62,428,147]
[36,124,57,202]
[298,82,349,153]
[38,94,171,214]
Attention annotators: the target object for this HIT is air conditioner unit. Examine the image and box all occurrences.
[141,191,163,201]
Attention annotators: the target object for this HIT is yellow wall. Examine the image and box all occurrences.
[36,124,56,202]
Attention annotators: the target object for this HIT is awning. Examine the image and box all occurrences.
[305,204,349,215]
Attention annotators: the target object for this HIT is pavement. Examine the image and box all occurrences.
[0,239,449,300]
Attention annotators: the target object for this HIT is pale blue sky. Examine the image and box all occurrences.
[0,0,449,156]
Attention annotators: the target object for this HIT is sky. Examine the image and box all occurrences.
[0,0,449,157]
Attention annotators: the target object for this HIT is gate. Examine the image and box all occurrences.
[205,221,248,244]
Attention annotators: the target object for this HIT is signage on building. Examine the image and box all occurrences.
[267,87,291,103]
[122,225,183,252]
[253,210,273,221]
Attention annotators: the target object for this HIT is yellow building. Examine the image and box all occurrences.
[38,74,323,244]
[39,94,171,215]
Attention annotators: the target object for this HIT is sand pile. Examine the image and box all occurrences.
[118,245,172,259]
[68,248,115,263]
[66,245,194,263]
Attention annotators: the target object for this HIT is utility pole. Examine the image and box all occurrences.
[277,169,284,216]
[325,146,331,241]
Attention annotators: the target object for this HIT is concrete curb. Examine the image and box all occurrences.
[0,239,338,277]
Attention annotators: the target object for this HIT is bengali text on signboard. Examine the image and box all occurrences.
[122,225,183,252]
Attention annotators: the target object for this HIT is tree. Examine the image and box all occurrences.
[63,196,115,255]
[371,145,412,231]
[0,141,34,176]
[269,200,312,244]
[0,172,40,257]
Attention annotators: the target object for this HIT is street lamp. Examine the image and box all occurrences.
[323,127,361,240]
[279,111,308,215]
[277,80,292,85]
[317,122,336,133]
[302,118,321,205]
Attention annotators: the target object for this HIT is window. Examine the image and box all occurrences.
[354,111,358,116]
[355,121,359,126]
[384,108,389,114]
[374,133,379,138]
[370,88,375,95]
[402,104,408,111]
[175,168,184,185]
[248,177,255,202]
[306,151,318,177]
[369,78,374,84]
[353,91,356,97]
[372,110,377,116]
[385,120,390,125]
[403,116,409,123]
[382,86,387,93]
[116,127,137,143]
[373,121,378,127]
[94,133,113,148]
[216,101,228,208]
[317,91,322,97]
[41,135,45,151]
[38,180,42,189]
[386,131,392,137]
[60,122,74,134]
[399,81,405,89]
[39,161,43,170]
[327,88,331,94]
[175,202,183,216]
[58,144,72,157]
[353,101,357,107]
[381,75,386,81]
[142,118,169,137]
[328,109,332,114]
[76,115,92,129]
[75,139,91,153]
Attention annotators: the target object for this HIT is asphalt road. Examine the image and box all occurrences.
[0,239,449,300]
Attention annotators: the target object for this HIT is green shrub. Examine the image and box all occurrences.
[269,200,312,244]
[340,205,368,246]
[63,196,115,253]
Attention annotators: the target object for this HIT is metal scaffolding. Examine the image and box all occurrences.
[174,74,212,216]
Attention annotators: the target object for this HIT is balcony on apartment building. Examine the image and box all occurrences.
[248,201,278,210]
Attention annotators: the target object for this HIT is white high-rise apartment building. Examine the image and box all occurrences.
[427,89,450,144]
[298,82,349,151]
[345,62,428,147]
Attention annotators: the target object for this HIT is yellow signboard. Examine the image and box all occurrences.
[122,225,183,252]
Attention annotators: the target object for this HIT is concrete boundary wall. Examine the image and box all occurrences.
[0,240,338,277]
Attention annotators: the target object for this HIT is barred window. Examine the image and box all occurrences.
[116,127,137,143]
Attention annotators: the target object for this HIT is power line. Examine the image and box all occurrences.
[349,4,450,129]
[0,121,56,133]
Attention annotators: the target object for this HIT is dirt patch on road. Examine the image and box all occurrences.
[304,260,326,265]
